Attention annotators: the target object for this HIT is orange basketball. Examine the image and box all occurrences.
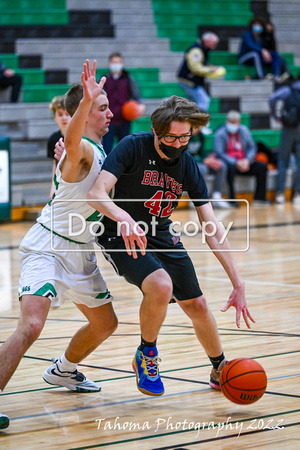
[255,152,268,164]
[220,358,267,405]
[121,100,141,121]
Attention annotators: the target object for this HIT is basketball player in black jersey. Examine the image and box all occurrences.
[88,95,255,397]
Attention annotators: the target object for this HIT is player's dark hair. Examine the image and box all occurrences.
[64,83,107,117]
[249,16,266,29]
[64,84,83,117]
[151,95,210,138]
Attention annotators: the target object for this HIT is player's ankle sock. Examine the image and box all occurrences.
[139,337,157,351]
[57,352,77,373]
[209,353,225,370]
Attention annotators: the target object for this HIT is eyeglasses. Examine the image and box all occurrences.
[163,134,192,144]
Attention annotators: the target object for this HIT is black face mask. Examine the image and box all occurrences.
[159,141,188,159]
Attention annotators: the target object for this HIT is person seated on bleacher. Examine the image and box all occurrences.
[177,32,226,112]
[188,127,230,209]
[263,22,291,83]
[0,58,22,102]
[214,110,270,206]
[238,17,284,81]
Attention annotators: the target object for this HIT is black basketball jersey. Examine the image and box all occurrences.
[101,132,209,236]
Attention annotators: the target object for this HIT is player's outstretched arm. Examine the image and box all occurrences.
[88,170,147,259]
[64,59,106,164]
[196,202,255,328]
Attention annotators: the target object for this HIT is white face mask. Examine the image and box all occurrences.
[109,63,123,74]
[226,123,239,134]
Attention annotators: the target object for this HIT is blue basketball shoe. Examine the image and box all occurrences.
[132,346,165,396]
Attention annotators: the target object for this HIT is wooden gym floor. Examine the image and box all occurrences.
[0,203,299,449]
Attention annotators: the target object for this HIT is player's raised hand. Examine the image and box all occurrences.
[221,286,255,329]
[81,59,106,102]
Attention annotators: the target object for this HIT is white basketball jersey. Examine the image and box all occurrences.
[37,138,106,244]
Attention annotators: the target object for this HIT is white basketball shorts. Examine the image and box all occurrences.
[18,223,112,309]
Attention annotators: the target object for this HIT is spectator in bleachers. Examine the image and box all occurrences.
[47,96,71,197]
[263,21,291,83]
[188,128,230,208]
[238,17,283,80]
[269,76,300,205]
[177,32,226,113]
[102,52,145,154]
[0,58,22,102]
[214,110,270,206]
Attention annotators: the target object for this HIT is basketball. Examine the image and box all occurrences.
[121,100,142,121]
[255,151,269,163]
[220,358,267,405]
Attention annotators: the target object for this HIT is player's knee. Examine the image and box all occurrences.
[93,309,118,337]
[109,313,118,334]
[194,296,209,314]
[183,296,209,316]
[149,278,173,303]
[21,318,44,343]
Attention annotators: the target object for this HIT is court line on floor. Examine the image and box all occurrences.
[0,245,19,251]
[6,378,300,420]
[3,264,300,292]
[0,316,299,338]
[192,255,300,272]
[64,411,300,449]
[3,387,227,420]
[1,218,299,251]
[2,328,298,343]
[152,421,300,450]
[196,275,300,289]
[2,350,299,398]
[4,409,299,448]
[235,220,300,230]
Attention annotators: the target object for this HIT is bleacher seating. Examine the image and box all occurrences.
[152,0,253,51]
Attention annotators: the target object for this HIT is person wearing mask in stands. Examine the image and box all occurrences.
[214,110,270,206]
[102,52,145,154]
[238,17,281,80]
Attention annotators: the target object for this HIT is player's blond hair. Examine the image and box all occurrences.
[49,96,65,115]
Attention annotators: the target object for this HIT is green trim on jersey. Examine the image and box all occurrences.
[95,290,110,299]
[39,223,86,245]
[83,136,106,222]
[83,136,106,159]
[86,210,104,222]
[48,173,59,206]
[34,283,57,298]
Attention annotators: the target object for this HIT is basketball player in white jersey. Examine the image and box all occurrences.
[0,60,118,424]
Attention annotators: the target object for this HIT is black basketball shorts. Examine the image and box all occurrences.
[96,225,203,301]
